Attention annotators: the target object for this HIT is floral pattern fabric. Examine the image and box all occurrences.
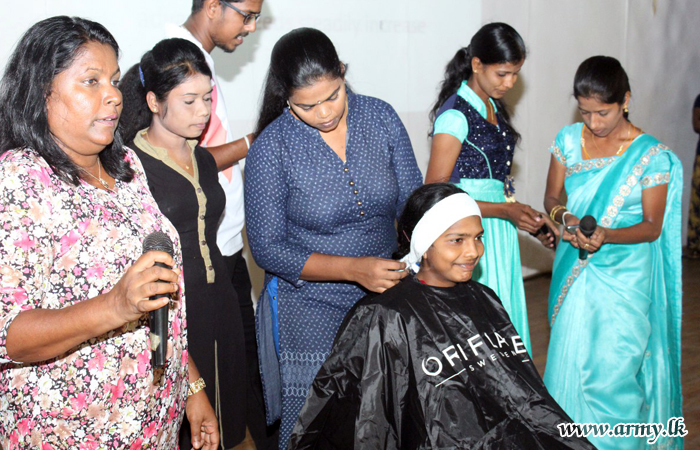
[0,148,188,449]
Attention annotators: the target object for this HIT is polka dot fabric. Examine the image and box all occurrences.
[245,92,422,447]
[449,94,516,183]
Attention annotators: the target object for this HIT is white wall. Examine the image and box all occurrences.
[0,0,479,169]
[1,1,698,287]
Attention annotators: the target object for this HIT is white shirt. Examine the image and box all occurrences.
[165,24,245,256]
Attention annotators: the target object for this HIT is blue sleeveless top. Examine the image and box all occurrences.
[434,81,516,184]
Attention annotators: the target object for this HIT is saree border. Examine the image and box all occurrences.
[550,258,588,326]
[549,143,620,177]
[550,145,567,166]
[566,156,618,177]
[598,145,667,227]
[550,143,669,326]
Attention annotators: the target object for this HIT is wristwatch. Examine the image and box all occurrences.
[188,377,206,397]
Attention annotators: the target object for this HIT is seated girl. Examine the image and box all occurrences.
[288,183,594,450]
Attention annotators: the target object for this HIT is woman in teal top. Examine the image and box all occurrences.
[427,23,557,352]
[544,56,683,450]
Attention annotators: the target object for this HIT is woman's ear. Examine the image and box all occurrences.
[623,91,631,108]
[339,62,346,79]
[287,101,299,120]
[146,92,159,114]
[471,57,483,75]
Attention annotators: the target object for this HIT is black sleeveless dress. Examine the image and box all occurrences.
[131,139,247,448]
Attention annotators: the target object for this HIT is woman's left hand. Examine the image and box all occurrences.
[186,391,220,449]
[568,226,607,254]
[530,214,560,250]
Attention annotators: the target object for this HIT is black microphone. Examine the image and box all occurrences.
[142,231,173,369]
[578,215,597,260]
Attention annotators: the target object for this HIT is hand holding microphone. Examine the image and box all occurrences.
[577,215,597,260]
[561,214,605,258]
[142,232,175,369]
[107,232,179,368]
[576,214,612,260]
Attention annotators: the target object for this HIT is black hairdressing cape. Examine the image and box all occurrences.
[288,277,595,450]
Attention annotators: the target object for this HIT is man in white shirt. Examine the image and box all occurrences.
[166,1,275,449]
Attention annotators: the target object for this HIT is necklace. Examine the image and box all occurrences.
[591,122,630,155]
[582,122,636,159]
[616,123,638,155]
[79,158,113,191]
[580,126,590,159]
[485,99,495,123]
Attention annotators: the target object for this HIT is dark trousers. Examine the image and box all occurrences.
[224,250,280,450]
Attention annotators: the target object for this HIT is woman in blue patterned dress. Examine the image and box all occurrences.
[543,56,682,450]
[244,28,422,447]
[426,23,557,352]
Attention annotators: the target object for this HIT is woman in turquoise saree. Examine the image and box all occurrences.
[543,56,683,450]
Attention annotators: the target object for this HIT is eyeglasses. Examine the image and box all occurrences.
[220,1,261,26]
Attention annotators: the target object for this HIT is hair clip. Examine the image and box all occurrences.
[138,65,145,88]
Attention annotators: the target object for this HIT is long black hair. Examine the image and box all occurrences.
[430,22,526,142]
[574,56,631,119]
[119,38,212,144]
[254,27,345,136]
[394,183,467,260]
[0,16,133,185]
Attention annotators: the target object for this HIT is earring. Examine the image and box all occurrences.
[624,105,629,114]
[287,101,299,120]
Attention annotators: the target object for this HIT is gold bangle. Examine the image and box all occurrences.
[188,377,206,397]
[549,205,567,224]
[553,206,567,224]
[549,205,561,221]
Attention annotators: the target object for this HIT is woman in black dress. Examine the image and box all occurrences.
[120,38,246,449]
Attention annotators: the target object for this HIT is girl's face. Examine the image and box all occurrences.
[418,216,485,288]
[148,73,213,140]
[287,76,347,133]
[577,93,629,138]
[470,58,524,100]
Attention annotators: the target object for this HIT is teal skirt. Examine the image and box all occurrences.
[455,178,531,354]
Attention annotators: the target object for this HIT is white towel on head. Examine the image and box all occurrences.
[400,193,481,272]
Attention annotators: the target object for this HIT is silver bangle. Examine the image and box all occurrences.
[243,135,251,150]
[562,211,573,226]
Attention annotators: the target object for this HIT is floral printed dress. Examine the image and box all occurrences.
[0,148,188,449]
